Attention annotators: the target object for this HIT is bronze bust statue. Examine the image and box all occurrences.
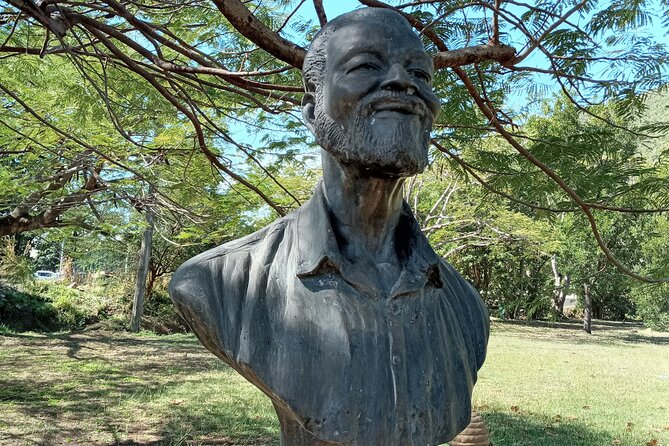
[170,7,489,446]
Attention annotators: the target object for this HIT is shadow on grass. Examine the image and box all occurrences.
[0,368,169,445]
[480,410,614,446]
[1,375,279,446]
[1,330,202,361]
[498,318,637,330]
[0,330,280,446]
[493,319,669,346]
[157,400,280,446]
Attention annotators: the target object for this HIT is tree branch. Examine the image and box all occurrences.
[434,44,515,69]
[313,0,328,26]
[85,25,287,216]
[210,0,306,69]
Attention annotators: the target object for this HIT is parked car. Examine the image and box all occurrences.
[34,270,60,280]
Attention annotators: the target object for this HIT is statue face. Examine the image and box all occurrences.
[309,16,441,177]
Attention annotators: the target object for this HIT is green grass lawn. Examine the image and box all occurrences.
[0,320,667,445]
[473,320,669,446]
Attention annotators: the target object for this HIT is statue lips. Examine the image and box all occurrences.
[364,92,430,120]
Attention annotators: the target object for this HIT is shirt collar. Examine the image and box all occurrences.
[295,181,443,296]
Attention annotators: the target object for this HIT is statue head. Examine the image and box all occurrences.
[302,8,441,178]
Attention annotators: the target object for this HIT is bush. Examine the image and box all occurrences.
[0,274,186,334]
[631,283,669,331]
[49,287,88,329]
[0,238,35,286]
[39,281,125,329]
[0,281,117,332]
[142,289,188,334]
[0,283,60,331]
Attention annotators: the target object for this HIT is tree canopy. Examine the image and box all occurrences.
[1,0,668,284]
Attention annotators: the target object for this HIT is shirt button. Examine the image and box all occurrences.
[392,355,401,365]
[389,302,400,314]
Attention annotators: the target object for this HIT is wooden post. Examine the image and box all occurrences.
[130,200,154,333]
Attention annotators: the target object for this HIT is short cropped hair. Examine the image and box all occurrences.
[302,8,416,93]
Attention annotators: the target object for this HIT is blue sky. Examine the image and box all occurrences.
[298,1,362,25]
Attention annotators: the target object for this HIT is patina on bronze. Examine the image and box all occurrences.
[170,8,489,446]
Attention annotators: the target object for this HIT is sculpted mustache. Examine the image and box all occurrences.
[360,90,430,118]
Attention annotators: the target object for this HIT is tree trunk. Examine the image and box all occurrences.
[583,281,593,334]
[551,254,570,316]
[129,205,154,333]
[551,254,561,312]
[559,274,570,314]
[146,267,157,301]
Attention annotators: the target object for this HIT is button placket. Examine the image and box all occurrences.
[386,298,409,439]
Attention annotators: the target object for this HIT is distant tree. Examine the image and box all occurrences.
[408,90,668,324]
[407,162,556,319]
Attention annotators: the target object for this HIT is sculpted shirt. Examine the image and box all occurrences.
[170,182,489,446]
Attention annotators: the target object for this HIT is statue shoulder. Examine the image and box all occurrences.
[438,257,490,368]
[168,215,293,332]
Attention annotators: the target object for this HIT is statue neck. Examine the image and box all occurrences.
[320,150,405,264]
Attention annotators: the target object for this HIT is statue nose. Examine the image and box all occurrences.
[381,63,416,93]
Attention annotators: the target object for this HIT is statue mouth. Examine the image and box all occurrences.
[374,103,416,115]
[365,93,429,119]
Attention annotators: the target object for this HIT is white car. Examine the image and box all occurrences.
[34,270,60,280]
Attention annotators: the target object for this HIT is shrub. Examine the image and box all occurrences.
[142,289,188,334]
[0,238,35,286]
[631,283,669,331]
[48,287,88,329]
[0,283,60,331]
[0,274,186,334]
[0,281,114,332]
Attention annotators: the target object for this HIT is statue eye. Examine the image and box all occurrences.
[410,69,431,83]
[348,63,379,73]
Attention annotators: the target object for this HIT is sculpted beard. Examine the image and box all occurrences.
[313,90,433,177]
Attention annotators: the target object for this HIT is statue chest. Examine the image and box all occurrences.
[226,270,478,445]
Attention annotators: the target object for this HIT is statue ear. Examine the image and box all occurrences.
[302,92,316,135]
